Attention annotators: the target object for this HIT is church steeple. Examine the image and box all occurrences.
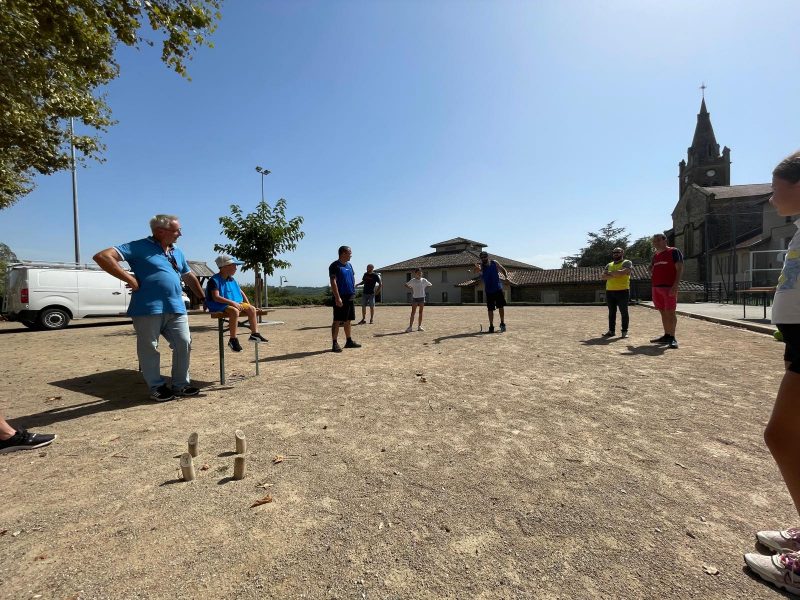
[679,92,731,196]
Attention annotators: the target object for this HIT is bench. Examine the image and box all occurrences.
[735,287,775,320]
[209,308,273,384]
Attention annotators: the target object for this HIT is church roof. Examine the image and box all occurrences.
[690,98,719,153]
[378,251,540,272]
[698,183,772,199]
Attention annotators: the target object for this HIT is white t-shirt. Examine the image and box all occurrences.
[772,219,800,324]
[407,278,432,298]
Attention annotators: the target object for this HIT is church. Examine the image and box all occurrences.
[670,97,788,293]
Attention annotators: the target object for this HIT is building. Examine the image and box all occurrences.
[377,237,541,303]
[670,97,784,293]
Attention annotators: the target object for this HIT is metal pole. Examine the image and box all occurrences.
[70,118,80,264]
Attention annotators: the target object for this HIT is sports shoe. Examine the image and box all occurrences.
[369,320,373,324]
[248,332,268,343]
[344,339,361,348]
[488,325,495,333]
[228,337,243,352]
[0,428,57,454]
[405,326,413,333]
[149,385,176,402]
[332,342,343,353]
[668,338,679,349]
[357,319,367,325]
[621,331,628,339]
[744,550,800,596]
[499,323,506,332]
[601,331,615,338]
[175,386,200,397]
[757,528,800,553]
[417,325,425,331]
[650,334,670,344]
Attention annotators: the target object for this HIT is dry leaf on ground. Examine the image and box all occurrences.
[272,455,284,464]
[250,494,273,508]
[702,565,720,575]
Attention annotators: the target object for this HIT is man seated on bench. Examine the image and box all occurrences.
[206,255,267,352]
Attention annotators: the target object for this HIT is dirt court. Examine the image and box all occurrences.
[0,305,793,599]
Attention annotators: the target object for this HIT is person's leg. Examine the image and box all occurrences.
[132,315,167,392]
[607,293,617,333]
[244,304,258,333]
[344,320,352,339]
[418,304,424,326]
[665,310,677,336]
[620,291,630,333]
[162,313,192,391]
[0,414,56,452]
[0,416,15,440]
[331,322,340,342]
[487,308,495,327]
[765,369,800,515]
[409,305,417,327]
[360,302,367,323]
[369,305,375,322]
[659,309,670,334]
[498,306,505,324]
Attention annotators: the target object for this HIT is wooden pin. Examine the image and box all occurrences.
[180,452,196,481]
[233,455,246,480]
[235,430,246,454]
[187,432,199,457]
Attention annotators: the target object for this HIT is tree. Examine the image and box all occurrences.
[626,236,655,264]
[1,0,222,209]
[214,199,305,309]
[0,243,19,299]
[562,222,631,267]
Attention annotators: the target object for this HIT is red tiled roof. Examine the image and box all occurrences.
[378,251,540,272]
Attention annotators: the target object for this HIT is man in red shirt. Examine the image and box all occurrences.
[649,233,684,349]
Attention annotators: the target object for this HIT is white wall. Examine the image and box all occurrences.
[379,268,470,303]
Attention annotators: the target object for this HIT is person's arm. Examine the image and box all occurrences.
[496,261,514,284]
[93,248,139,290]
[355,279,364,288]
[609,260,632,277]
[330,276,343,307]
[182,272,205,301]
[374,275,381,295]
[425,278,432,288]
[240,287,250,305]
[670,262,684,297]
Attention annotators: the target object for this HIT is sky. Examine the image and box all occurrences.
[3,0,800,285]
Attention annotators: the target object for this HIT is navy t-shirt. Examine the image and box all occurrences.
[329,260,356,298]
[361,272,381,294]
[481,260,503,294]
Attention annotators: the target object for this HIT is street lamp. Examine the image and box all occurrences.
[279,276,289,287]
[254,166,271,320]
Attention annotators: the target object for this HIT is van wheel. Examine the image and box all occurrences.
[38,308,70,330]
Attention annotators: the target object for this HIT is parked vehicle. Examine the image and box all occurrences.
[2,261,135,330]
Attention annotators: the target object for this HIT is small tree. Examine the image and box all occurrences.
[214,199,304,309]
[0,243,18,299]
[626,236,655,264]
[562,221,631,267]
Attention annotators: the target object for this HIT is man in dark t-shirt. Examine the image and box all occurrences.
[328,245,361,353]
[356,264,382,324]
[649,233,684,349]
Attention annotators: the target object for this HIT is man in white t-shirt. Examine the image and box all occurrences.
[404,268,432,332]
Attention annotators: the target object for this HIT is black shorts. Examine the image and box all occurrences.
[778,324,800,374]
[486,290,506,311]
[333,299,356,323]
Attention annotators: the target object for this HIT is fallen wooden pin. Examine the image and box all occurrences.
[180,453,196,481]
[187,432,199,458]
[233,456,246,480]
[235,430,246,454]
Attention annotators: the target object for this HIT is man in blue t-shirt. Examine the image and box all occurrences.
[94,214,206,401]
[328,245,361,353]
[473,250,511,333]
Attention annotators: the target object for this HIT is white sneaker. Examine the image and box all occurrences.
[744,550,800,595]
[405,326,413,333]
[417,325,425,331]
[757,528,800,553]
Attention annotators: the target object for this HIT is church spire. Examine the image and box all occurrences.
[689,97,719,162]
[678,88,731,196]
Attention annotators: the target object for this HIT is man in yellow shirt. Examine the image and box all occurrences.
[601,247,633,338]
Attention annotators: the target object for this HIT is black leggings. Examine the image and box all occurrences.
[607,290,629,333]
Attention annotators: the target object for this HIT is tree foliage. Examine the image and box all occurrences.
[214,198,305,279]
[1,0,222,209]
[0,243,19,299]
[562,222,655,267]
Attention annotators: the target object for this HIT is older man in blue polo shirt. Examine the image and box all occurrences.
[94,214,206,401]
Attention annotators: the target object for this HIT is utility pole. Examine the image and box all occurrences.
[70,118,81,264]
[255,166,271,322]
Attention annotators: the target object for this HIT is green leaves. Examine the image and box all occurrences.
[0,0,222,209]
[214,198,305,277]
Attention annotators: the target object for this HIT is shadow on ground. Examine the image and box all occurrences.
[580,336,621,346]
[619,344,668,356]
[12,369,214,429]
[433,331,485,344]
[258,350,331,363]
[0,319,132,335]
[295,326,331,331]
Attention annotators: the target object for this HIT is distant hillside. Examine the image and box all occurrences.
[270,286,328,297]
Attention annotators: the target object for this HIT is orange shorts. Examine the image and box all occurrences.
[652,287,677,311]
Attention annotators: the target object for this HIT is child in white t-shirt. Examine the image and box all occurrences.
[744,151,800,594]
[404,268,432,332]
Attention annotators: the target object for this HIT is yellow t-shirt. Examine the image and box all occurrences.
[605,260,632,291]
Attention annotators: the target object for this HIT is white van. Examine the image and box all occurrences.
[2,262,133,329]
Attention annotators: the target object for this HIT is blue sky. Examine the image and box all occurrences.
[3,0,800,285]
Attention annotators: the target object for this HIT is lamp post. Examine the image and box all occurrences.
[255,166,271,321]
[279,276,288,287]
[70,118,81,264]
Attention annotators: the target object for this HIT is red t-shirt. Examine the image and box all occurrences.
[651,247,683,287]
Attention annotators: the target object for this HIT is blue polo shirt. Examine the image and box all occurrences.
[328,260,355,299]
[115,237,190,316]
[205,273,245,312]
